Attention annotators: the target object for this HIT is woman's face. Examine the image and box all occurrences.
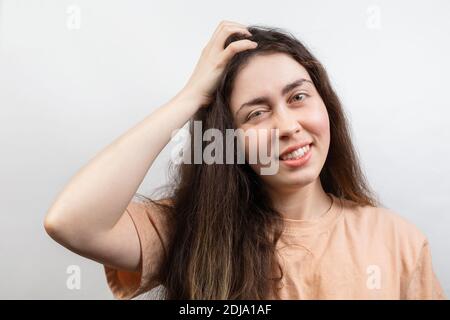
[229,52,330,190]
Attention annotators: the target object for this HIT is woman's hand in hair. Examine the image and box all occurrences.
[180,20,257,108]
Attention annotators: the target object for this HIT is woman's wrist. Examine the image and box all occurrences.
[175,85,208,110]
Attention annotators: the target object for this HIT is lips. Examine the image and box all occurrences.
[279,145,312,168]
[279,142,312,160]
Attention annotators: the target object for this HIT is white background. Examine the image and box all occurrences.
[0,0,448,299]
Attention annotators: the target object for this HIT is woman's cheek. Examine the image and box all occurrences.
[305,102,330,141]
[237,128,260,164]
[240,127,273,167]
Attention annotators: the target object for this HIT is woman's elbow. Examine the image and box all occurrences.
[43,211,76,246]
[44,212,64,241]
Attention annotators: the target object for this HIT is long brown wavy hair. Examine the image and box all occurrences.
[139,25,378,299]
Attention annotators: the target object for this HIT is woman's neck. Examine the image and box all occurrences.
[268,179,332,220]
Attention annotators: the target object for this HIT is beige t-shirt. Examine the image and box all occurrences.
[103,193,446,299]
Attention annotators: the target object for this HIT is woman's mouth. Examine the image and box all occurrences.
[279,144,310,160]
[279,144,312,168]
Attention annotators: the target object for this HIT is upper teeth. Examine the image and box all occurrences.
[281,144,310,160]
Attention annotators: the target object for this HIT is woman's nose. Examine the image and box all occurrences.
[274,111,302,138]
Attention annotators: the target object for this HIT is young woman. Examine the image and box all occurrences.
[44,21,446,300]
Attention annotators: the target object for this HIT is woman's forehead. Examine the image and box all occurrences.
[230,53,311,111]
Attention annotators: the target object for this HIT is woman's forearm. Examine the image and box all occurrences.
[44,88,201,239]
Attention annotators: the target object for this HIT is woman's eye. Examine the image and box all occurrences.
[292,93,307,102]
[247,110,265,121]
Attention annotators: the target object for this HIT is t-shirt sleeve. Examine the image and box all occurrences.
[103,199,170,300]
[405,240,447,299]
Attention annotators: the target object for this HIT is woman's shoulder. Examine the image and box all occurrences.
[130,195,174,217]
[126,196,174,239]
[339,196,428,250]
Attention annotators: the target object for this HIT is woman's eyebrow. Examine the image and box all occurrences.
[235,78,313,117]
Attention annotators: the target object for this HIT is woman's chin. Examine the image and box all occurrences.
[262,169,317,188]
